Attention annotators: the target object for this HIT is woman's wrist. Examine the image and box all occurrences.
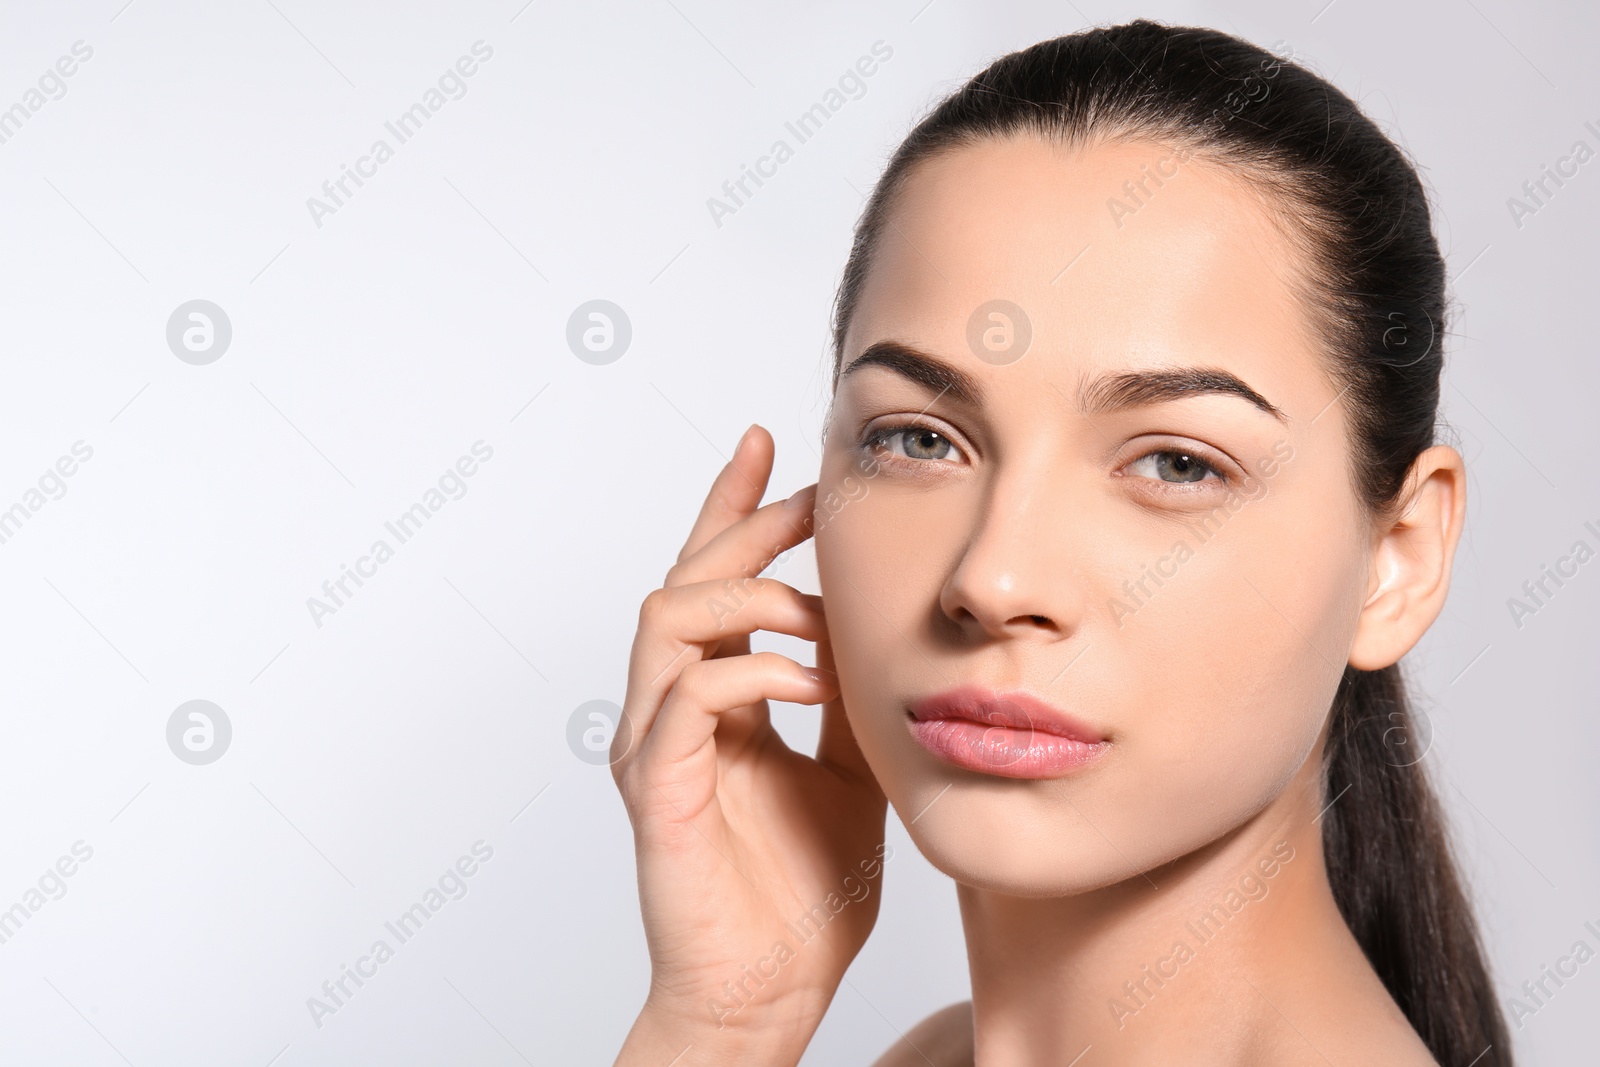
[614,989,830,1067]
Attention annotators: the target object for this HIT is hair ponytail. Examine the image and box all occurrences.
[1323,664,1511,1064]
[829,18,1512,1062]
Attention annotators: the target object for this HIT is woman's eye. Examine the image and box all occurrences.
[863,424,965,465]
[1126,449,1222,484]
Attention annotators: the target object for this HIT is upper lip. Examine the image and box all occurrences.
[908,684,1107,743]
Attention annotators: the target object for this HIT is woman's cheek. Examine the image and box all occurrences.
[814,500,907,751]
[1091,549,1322,821]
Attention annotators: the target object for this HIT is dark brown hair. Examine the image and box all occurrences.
[828,19,1509,1064]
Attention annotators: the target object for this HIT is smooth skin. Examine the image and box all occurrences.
[614,134,1466,1066]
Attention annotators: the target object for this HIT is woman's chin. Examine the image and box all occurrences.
[897,811,1165,899]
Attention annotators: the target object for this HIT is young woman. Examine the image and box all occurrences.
[609,19,1511,1066]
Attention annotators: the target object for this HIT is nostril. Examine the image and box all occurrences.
[1029,614,1050,625]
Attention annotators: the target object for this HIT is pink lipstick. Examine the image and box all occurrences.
[907,684,1108,779]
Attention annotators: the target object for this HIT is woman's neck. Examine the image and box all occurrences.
[956,758,1413,1066]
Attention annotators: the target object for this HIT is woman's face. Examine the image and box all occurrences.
[814,136,1374,895]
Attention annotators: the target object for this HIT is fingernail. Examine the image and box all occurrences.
[733,424,757,459]
[802,666,836,685]
[784,485,813,509]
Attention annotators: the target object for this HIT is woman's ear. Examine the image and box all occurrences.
[1348,445,1467,670]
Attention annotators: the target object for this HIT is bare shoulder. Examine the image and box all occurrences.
[869,1001,974,1067]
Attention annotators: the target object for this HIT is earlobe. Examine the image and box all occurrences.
[1348,446,1467,670]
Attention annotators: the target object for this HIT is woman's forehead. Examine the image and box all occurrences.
[842,136,1332,420]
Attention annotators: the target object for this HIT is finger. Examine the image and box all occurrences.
[676,424,773,566]
[660,581,826,749]
[663,483,818,676]
[635,651,838,773]
[813,634,879,787]
[623,581,827,747]
[665,483,818,592]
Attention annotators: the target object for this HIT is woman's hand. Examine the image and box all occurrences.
[611,425,888,1067]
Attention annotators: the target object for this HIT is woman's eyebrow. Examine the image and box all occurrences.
[839,339,1288,422]
[1078,366,1289,422]
[839,340,984,405]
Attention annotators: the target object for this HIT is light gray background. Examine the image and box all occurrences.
[0,0,1593,1063]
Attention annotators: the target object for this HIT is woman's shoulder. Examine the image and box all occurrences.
[869,1000,974,1067]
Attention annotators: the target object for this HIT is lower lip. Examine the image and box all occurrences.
[907,717,1108,779]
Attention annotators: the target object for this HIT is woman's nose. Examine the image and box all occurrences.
[936,478,1088,643]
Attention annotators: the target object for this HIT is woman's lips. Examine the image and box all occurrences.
[906,685,1109,780]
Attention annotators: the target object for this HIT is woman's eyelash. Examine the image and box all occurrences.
[860,423,966,464]
[1125,448,1229,485]
[859,424,1231,487]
